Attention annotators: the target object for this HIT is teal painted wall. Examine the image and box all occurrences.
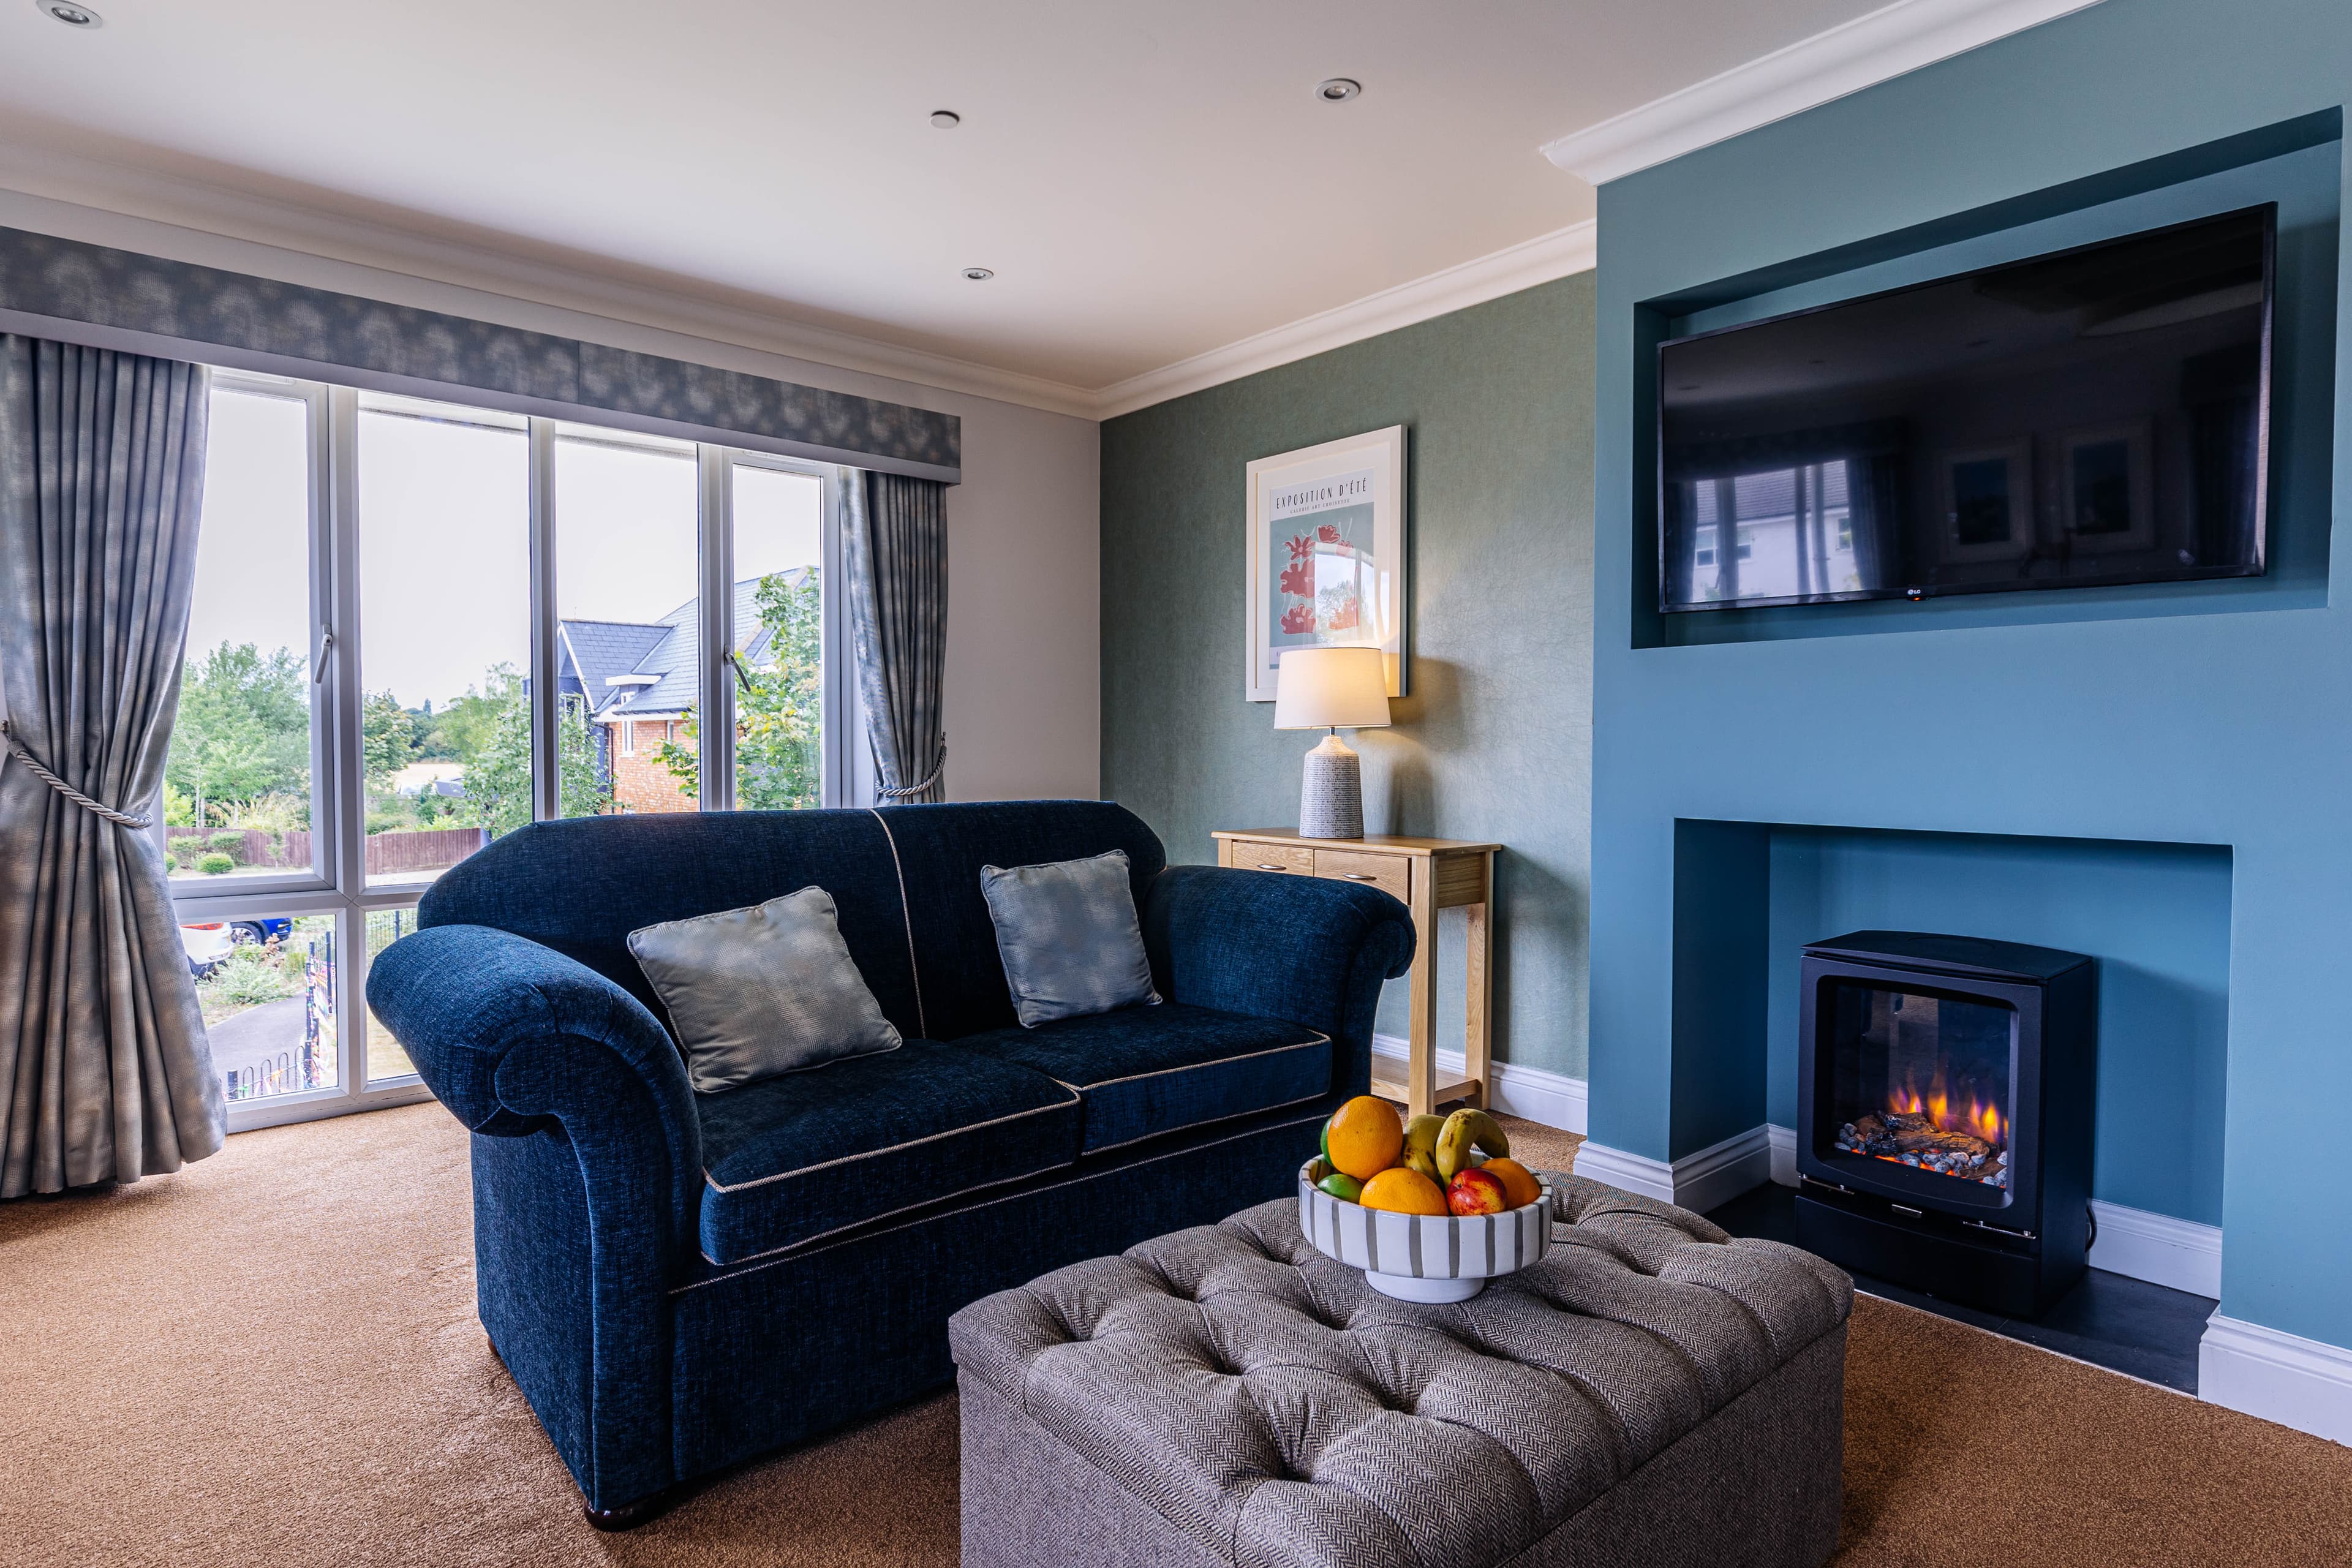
[1589,0,2352,1349]
[1101,275,1597,1077]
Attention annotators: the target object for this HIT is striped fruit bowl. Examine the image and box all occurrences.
[1297,1159,1553,1303]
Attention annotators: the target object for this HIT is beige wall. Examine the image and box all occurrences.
[0,184,1102,806]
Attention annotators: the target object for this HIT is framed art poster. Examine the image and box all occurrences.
[1244,425,1406,703]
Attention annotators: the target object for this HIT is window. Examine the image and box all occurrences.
[554,424,700,817]
[168,380,324,888]
[728,461,833,810]
[167,372,849,1132]
[357,393,530,886]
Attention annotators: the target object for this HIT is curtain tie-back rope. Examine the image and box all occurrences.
[0,720,153,829]
[874,736,946,803]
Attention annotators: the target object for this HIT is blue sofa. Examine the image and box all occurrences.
[367,801,1414,1523]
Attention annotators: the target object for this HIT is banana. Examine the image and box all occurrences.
[1401,1112,1445,1183]
[1434,1109,1510,1181]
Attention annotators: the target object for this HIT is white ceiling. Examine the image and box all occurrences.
[0,0,1895,407]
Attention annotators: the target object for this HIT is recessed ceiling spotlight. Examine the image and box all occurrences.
[1316,78,1360,102]
[36,0,103,26]
[962,267,994,282]
[930,110,961,129]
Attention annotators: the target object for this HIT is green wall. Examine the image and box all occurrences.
[1100,274,1597,1077]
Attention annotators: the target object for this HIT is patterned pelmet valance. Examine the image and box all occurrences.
[0,225,958,483]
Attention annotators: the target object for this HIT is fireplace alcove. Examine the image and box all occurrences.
[1667,821,2230,1306]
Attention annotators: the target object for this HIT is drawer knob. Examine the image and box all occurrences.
[1341,872,1379,882]
[1254,862,1289,872]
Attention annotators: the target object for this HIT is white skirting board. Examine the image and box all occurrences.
[2087,1199,2223,1300]
[2200,1315,2352,1447]
[1369,1036,1586,1134]
[1763,1124,2224,1299]
[1572,1127,1775,1216]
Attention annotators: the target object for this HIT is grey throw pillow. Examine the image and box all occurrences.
[980,849,1161,1028]
[628,887,902,1095]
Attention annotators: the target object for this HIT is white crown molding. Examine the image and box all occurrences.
[1541,0,2108,186]
[1370,1037,1587,1134]
[1574,1125,1774,1215]
[2089,1199,2222,1300]
[0,138,1103,417]
[1092,220,1598,420]
[0,136,1596,423]
[2200,1314,2352,1446]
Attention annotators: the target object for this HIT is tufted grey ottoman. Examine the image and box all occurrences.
[950,1175,1852,1568]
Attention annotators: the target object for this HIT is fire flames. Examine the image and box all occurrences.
[1890,1082,2004,1148]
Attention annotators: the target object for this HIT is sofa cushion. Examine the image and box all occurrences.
[981,849,1162,1027]
[697,1041,1082,1264]
[630,888,904,1093]
[872,801,1169,1042]
[958,1003,1330,1154]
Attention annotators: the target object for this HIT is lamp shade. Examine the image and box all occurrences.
[1273,646,1392,730]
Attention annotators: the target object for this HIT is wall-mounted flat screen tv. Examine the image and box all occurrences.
[1656,205,2273,613]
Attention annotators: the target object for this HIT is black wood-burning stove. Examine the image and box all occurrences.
[1796,931,2095,1318]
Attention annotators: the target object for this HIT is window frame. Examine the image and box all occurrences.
[169,373,851,1134]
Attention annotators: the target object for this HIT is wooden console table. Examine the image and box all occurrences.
[1212,829,1499,1119]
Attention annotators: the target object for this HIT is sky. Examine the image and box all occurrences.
[188,387,823,714]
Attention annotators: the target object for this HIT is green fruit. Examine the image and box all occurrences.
[1435,1109,1510,1181]
[1320,1118,1332,1164]
[1316,1171,1364,1203]
[1404,1147,1443,1185]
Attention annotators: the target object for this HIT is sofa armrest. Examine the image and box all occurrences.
[1140,865,1415,1101]
[367,923,703,1264]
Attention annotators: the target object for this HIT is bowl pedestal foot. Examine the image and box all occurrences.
[1364,1271,1484,1303]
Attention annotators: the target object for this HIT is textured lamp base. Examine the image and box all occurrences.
[1298,733,1363,840]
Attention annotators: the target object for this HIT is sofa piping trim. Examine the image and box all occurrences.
[701,1085,1082,1193]
[866,807,928,1039]
[1084,1088,1329,1156]
[698,1152,1079,1267]
[1042,1029,1330,1093]
[671,1106,1332,1294]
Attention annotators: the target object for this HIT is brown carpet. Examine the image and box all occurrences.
[2,1104,2345,1567]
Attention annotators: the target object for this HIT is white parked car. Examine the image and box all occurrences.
[180,922,235,979]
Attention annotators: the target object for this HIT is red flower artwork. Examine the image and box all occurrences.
[1278,558,1316,598]
[1280,602,1317,634]
[1287,533,1316,564]
[1316,523,1344,545]
[1325,598,1359,631]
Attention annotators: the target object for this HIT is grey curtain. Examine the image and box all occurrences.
[839,470,948,804]
[0,336,223,1197]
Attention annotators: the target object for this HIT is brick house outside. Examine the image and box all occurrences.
[556,570,809,814]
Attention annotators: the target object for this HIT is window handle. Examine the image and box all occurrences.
[313,624,334,685]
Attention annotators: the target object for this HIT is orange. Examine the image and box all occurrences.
[1324,1095,1404,1181]
[1360,1167,1447,1215]
[1481,1157,1542,1210]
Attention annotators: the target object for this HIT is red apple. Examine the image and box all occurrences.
[1447,1166,1507,1216]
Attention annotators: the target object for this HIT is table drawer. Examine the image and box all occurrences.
[1315,850,1409,904]
[1231,842,1316,876]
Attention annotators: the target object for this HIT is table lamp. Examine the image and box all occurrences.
[1273,645,1391,839]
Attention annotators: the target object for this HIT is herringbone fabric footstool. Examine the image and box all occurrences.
[951,1174,1851,1568]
